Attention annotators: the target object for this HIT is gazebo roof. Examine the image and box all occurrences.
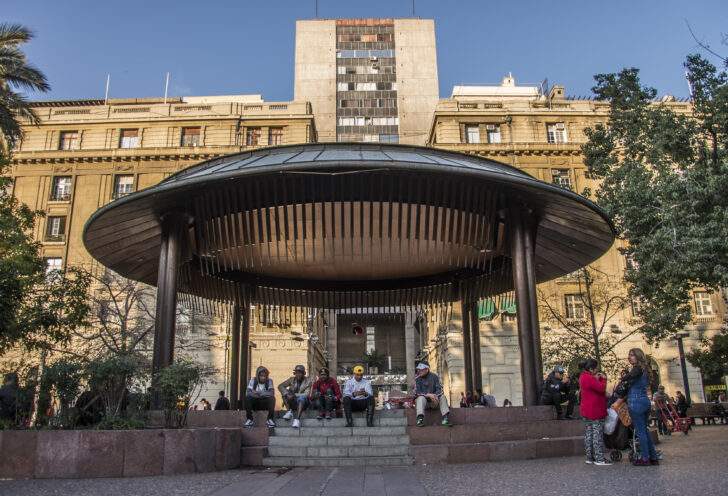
[83,143,614,309]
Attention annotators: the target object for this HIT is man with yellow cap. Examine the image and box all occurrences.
[342,365,375,427]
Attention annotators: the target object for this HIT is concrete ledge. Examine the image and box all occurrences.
[404,406,556,426]
[0,428,243,480]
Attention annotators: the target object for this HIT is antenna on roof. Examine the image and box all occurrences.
[104,74,110,105]
[315,0,318,18]
[164,72,170,104]
[413,0,416,16]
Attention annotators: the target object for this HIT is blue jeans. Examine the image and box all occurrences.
[628,397,657,460]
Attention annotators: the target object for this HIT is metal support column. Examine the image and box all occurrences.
[469,301,483,393]
[522,208,543,383]
[510,205,539,406]
[229,304,242,410]
[152,212,186,408]
[239,298,252,403]
[460,301,474,396]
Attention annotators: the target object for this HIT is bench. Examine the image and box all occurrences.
[686,403,728,425]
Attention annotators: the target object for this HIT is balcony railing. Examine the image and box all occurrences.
[45,233,66,243]
[49,193,71,201]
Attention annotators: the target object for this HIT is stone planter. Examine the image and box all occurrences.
[0,427,241,479]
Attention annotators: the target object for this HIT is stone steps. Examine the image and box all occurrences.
[262,455,414,467]
[262,410,412,467]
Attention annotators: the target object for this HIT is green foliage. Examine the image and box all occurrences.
[583,55,728,342]
[154,360,205,428]
[362,349,385,371]
[87,354,148,418]
[43,357,84,427]
[0,23,50,150]
[687,329,728,380]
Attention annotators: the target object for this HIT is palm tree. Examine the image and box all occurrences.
[0,23,50,150]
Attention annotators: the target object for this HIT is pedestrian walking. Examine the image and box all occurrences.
[214,390,231,410]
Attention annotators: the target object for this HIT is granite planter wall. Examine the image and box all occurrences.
[0,427,242,479]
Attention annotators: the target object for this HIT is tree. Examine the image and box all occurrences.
[582,55,728,342]
[686,329,728,381]
[0,23,50,150]
[539,266,638,376]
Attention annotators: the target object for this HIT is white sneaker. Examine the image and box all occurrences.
[244,419,254,428]
[266,419,276,428]
[585,460,594,464]
[283,411,293,421]
[594,459,612,466]
[292,418,300,428]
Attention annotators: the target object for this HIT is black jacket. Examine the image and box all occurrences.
[215,396,231,410]
[541,372,569,400]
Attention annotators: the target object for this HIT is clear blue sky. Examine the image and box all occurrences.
[5,0,727,101]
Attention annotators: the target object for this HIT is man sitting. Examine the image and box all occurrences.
[540,365,576,420]
[414,362,452,427]
[310,367,342,420]
[342,365,375,427]
[244,366,276,428]
[278,364,312,428]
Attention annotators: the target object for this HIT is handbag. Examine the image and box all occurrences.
[611,398,632,426]
[604,408,619,435]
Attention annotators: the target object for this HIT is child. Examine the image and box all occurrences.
[579,358,611,466]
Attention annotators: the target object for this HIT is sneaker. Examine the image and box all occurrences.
[283,411,293,421]
[594,459,612,466]
[244,419,254,428]
[585,459,594,464]
[325,413,332,420]
[442,417,453,427]
[266,419,276,428]
[292,418,300,428]
[564,415,575,420]
[416,416,424,427]
[632,458,650,466]
[316,414,323,420]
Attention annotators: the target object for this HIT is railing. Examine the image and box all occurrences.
[45,233,66,243]
[49,193,71,201]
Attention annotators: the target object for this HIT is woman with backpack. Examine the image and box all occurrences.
[579,358,611,466]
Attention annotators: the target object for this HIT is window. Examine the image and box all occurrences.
[379,134,398,143]
[486,125,501,143]
[45,257,63,278]
[565,294,586,319]
[59,131,79,150]
[50,176,72,201]
[694,292,713,316]
[113,175,134,199]
[551,169,571,188]
[547,123,567,143]
[181,127,201,146]
[119,129,139,148]
[631,296,645,316]
[268,127,283,146]
[502,312,516,322]
[45,216,67,242]
[465,125,480,144]
[246,128,261,146]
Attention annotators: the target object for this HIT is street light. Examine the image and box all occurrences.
[673,331,691,402]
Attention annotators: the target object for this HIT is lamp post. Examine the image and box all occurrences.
[674,331,691,402]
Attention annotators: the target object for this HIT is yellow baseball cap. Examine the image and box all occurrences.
[353,366,364,374]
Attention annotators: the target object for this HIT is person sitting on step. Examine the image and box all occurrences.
[244,366,276,428]
[540,365,576,420]
[278,364,312,428]
[342,365,375,427]
[414,362,452,427]
[310,367,342,420]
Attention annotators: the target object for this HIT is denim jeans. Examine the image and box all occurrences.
[316,388,337,414]
[628,396,657,461]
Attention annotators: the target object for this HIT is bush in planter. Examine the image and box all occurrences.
[86,353,148,428]
[154,360,205,428]
[43,357,85,428]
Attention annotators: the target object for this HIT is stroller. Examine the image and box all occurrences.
[603,413,664,462]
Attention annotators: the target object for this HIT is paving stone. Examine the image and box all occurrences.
[77,430,125,478]
[123,430,165,477]
[35,430,80,478]
[0,430,37,479]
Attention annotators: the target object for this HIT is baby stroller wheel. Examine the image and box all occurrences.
[628,451,635,462]
[610,451,621,462]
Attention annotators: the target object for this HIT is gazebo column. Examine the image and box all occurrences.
[460,301,474,396]
[469,302,483,393]
[229,304,242,409]
[238,298,252,403]
[152,212,186,408]
[404,310,417,393]
[509,205,541,406]
[523,213,543,380]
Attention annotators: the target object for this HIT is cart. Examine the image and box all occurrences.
[655,399,690,435]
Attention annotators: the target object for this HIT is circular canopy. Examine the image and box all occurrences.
[83,143,614,309]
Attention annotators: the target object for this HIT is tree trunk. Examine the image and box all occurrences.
[30,348,47,426]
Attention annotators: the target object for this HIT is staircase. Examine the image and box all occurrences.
[262,410,413,467]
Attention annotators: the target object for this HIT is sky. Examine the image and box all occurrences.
[4,0,727,102]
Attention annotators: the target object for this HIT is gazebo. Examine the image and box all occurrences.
[83,143,614,406]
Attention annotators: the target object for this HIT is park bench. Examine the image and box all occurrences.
[686,403,728,425]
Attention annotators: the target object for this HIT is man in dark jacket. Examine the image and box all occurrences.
[675,391,689,418]
[0,373,18,421]
[540,366,576,420]
[214,390,231,410]
[414,362,452,427]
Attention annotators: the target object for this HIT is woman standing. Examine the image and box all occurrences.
[621,348,659,465]
[579,358,611,466]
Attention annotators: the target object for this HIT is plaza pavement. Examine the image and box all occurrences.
[1,424,725,496]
